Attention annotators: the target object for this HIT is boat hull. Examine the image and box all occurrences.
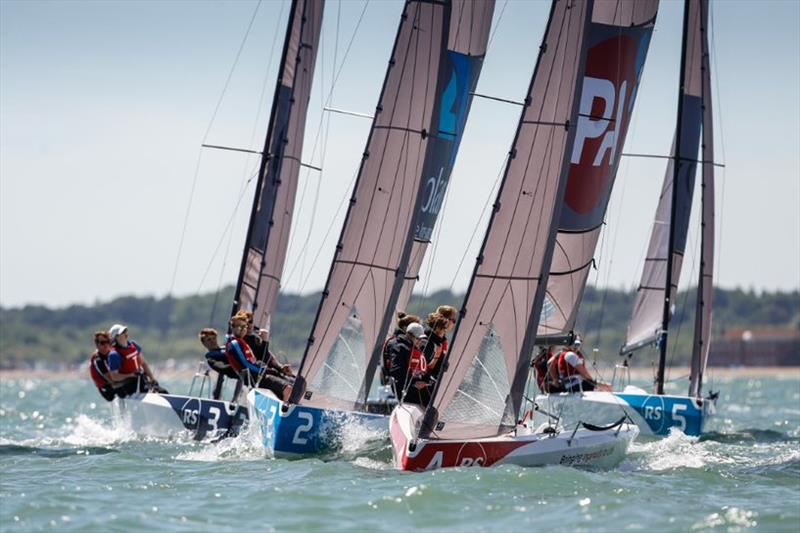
[390,404,638,472]
[534,387,716,437]
[118,393,249,440]
[247,389,390,457]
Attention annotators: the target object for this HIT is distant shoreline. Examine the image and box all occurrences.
[1,366,799,381]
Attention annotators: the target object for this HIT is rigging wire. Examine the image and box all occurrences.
[283,0,372,291]
[168,0,265,299]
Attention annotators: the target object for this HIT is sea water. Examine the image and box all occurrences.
[1,374,798,532]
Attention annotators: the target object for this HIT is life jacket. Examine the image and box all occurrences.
[408,346,427,378]
[557,349,584,387]
[89,351,111,389]
[225,336,257,374]
[114,341,143,374]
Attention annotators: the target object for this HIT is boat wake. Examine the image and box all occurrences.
[175,419,265,462]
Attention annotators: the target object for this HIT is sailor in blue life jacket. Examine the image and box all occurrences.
[225,315,293,402]
[199,328,239,400]
[88,331,117,401]
[108,324,168,396]
[555,336,611,393]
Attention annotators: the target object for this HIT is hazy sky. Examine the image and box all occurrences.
[1,0,798,310]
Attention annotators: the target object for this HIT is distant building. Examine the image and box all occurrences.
[711,327,800,366]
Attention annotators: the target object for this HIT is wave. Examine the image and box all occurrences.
[699,428,799,444]
[0,443,117,458]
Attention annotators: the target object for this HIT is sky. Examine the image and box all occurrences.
[1,0,799,310]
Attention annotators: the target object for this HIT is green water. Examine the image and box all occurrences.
[1,375,798,532]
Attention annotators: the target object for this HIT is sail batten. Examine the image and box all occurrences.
[421,0,660,441]
[232,0,324,328]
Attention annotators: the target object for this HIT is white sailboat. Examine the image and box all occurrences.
[116,0,324,441]
[535,0,718,438]
[390,0,658,472]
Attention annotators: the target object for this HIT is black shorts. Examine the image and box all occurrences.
[565,380,595,393]
[97,385,116,402]
[254,372,293,399]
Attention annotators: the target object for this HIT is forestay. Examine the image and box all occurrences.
[689,0,714,399]
[621,0,707,359]
[233,0,324,328]
[422,0,660,441]
[538,3,657,339]
[294,0,495,411]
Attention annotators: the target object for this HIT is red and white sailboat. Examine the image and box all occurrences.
[390,0,661,471]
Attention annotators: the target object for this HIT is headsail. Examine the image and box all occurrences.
[293,0,495,411]
[421,0,659,441]
[621,0,707,393]
[538,6,656,341]
[232,0,324,327]
[688,0,714,398]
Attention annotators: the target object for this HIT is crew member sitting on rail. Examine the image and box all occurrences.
[89,331,117,401]
[108,324,167,396]
[556,336,611,393]
[234,310,295,377]
[388,322,431,406]
[199,328,239,400]
[225,315,293,401]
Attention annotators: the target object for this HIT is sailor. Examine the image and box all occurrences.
[108,324,167,396]
[381,312,421,386]
[225,315,293,401]
[422,312,450,374]
[88,331,117,401]
[234,310,294,377]
[389,322,431,406]
[199,328,238,400]
[556,336,611,393]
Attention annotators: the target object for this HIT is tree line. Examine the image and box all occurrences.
[1,286,797,369]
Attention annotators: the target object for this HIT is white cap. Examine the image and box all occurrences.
[109,324,128,339]
[406,322,427,340]
[573,335,582,347]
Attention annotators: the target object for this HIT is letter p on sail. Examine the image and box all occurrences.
[570,76,615,166]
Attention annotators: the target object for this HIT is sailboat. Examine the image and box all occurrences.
[247,0,496,458]
[117,0,324,441]
[390,0,658,472]
[535,0,717,438]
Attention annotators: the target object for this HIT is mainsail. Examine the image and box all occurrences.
[292,0,495,411]
[232,0,324,328]
[538,6,657,340]
[421,0,660,441]
[620,0,711,396]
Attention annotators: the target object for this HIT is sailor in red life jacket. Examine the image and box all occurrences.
[107,324,167,396]
[399,322,432,406]
[225,315,293,402]
[89,331,117,401]
[556,336,611,393]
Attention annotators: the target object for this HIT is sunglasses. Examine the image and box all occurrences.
[96,340,110,345]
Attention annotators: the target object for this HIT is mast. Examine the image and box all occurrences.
[689,0,714,398]
[231,0,324,326]
[657,0,692,395]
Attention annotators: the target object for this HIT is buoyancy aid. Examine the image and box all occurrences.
[114,341,143,374]
[557,349,585,387]
[408,346,427,378]
[89,351,111,389]
[225,336,258,374]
